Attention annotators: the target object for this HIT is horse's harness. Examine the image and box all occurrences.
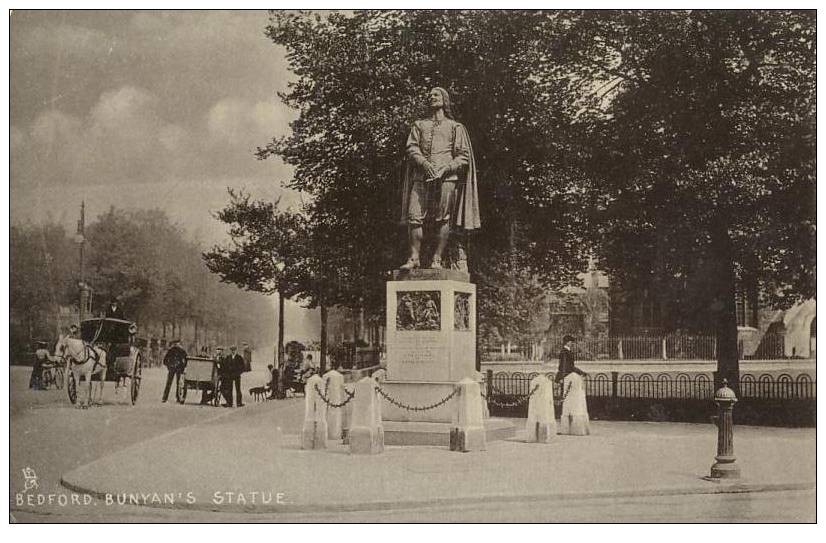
[63,320,107,372]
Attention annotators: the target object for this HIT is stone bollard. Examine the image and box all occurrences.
[349,377,384,454]
[525,375,556,443]
[301,374,328,450]
[450,378,486,452]
[371,367,387,383]
[709,379,741,479]
[323,369,345,441]
[475,371,489,419]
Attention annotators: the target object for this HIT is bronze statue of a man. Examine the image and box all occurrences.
[399,87,481,271]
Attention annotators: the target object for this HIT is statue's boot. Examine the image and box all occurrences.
[400,257,420,271]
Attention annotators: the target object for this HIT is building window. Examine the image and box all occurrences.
[736,285,758,328]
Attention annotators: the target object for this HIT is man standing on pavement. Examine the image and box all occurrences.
[555,334,587,383]
[223,345,245,407]
[161,339,187,403]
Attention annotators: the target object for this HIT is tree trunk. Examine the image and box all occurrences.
[277,289,285,369]
[711,224,740,393]
[320,304,328,373]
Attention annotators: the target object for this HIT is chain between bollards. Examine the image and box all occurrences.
[313,382,355,409]
[483,384,540,408]
[375,384,458,412]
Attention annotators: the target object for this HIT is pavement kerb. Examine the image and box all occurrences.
[59,474,815,515]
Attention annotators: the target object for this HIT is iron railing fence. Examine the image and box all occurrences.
[483,334,802,362]
[484,370,816,426]
[487,370,815,401]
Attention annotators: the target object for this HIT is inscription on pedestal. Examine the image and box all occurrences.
[396,291,441,331]
[394,332,444,365]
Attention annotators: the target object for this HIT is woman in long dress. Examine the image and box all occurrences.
[559,371,590,435]
[555,334,590,435]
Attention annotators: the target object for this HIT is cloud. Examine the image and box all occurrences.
[31,109,82,148]
[10,12,299,239]
[207,98,294,149]
[12,20,110,61]
[12,86,195,191]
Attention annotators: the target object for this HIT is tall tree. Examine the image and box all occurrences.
[259,10,593,346]
[10,223,77,349]
[203,189,304,367]
[537,10,816,388]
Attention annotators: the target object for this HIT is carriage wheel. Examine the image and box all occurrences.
[130,353,142,405]
[176,373,187,404]
[54,367,65,390]
[67,371,77,404]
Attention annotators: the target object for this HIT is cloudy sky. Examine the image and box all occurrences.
[10,10,319,339]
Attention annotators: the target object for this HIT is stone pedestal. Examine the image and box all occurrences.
[385,269,475,424]
[382,269,515,443]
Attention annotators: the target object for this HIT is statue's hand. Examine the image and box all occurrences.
[432,165,448,180]
[423,162,438,179]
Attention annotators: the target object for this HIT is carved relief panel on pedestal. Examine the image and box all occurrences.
[396,291,441,331]
[455,292,470,331]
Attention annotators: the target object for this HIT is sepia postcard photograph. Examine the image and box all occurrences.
[6,7,817,523]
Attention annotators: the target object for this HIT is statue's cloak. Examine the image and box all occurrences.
[399,123,482,231]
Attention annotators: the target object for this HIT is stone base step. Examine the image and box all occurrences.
[382,418,515,446]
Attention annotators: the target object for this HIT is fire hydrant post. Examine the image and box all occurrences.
[709,378,741,480]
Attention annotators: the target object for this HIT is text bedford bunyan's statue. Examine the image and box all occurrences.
[399,87,481,272]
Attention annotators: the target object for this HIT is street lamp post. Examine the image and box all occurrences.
[75,201,87,323]
[709,378,741,480]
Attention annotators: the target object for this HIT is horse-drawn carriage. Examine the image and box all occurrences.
[59,317,143,407]
[176,356,222,405]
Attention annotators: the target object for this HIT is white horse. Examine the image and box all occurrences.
[55,335,107,408]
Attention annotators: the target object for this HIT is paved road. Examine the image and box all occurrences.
[10,363,303,522]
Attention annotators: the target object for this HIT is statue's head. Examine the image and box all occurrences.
[429,87,453,119]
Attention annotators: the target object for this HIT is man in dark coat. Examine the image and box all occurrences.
[161,339,187,402]
[555,334,587,383]
[223,345,245,407]
[105,298,125,319]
